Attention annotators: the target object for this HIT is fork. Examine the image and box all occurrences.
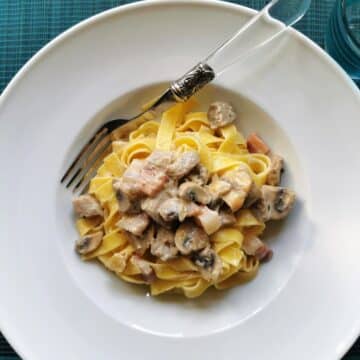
[61,0,311,193]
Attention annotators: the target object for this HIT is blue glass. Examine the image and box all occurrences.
[325,0,360,81]
[326,0,360,80]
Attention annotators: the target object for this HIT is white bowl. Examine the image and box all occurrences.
[1,1,360,359]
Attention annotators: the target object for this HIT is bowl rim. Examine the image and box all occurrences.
[1,0,360,106]
[0,1,359,359]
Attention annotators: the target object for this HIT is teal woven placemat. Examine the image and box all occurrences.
[0,0,340,93]
[0,1,359,359]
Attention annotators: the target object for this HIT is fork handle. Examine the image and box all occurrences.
[149,0,307,110]
[170,62,215,101]
[146,62,215,117]
[156,1,279,105]
[142,62,215,117]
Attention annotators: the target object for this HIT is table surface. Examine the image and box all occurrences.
[0,0,359,359]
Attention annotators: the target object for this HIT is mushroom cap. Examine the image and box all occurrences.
[253,185,296,221]
[150,227,178,261]
[266,154,284,186]
[158,198,187,222]
[113,179,131,212]
[187,164,210,186]
[75,231,103,255]
[207,101,236,130]
[191,247,222,282]
[175,220,209,255]
[178,181,212,205]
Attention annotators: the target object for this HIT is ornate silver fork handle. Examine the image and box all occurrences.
[62,0,311,192]
[148,0,311,111]
[170,62,215,102]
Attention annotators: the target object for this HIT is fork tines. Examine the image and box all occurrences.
[61,127,111,193]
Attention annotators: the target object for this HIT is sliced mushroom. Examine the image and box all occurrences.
[207,176,231,210]
[159,198,186,222]
[178,181,212,205]
[125,225,153,256]
[139,179,178,226]
[73,194,103,218]
[131,255,156,283]
[191,247,222,282]
[175,220,209,255]
[195,206,222,235]
[221,168,252,211]
[187,164,209,186]
[218,208,236,226]
[266,154,284,186]
[113,179,131,212]
[207,101,236,130]
[158,198,184,222]
[158,198,200,222]
[75,231,103,255]
[206,178,226,209]
[252,185,296,222]
[150,227,178,261]
[242,235,273,262]
[166,151,200,179]
[116,213,150,236]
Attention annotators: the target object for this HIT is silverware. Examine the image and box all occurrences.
[61,0,311,193]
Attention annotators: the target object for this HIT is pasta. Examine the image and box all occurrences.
[72,99,296,298]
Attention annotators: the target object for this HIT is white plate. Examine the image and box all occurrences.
[1,1,360,359]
